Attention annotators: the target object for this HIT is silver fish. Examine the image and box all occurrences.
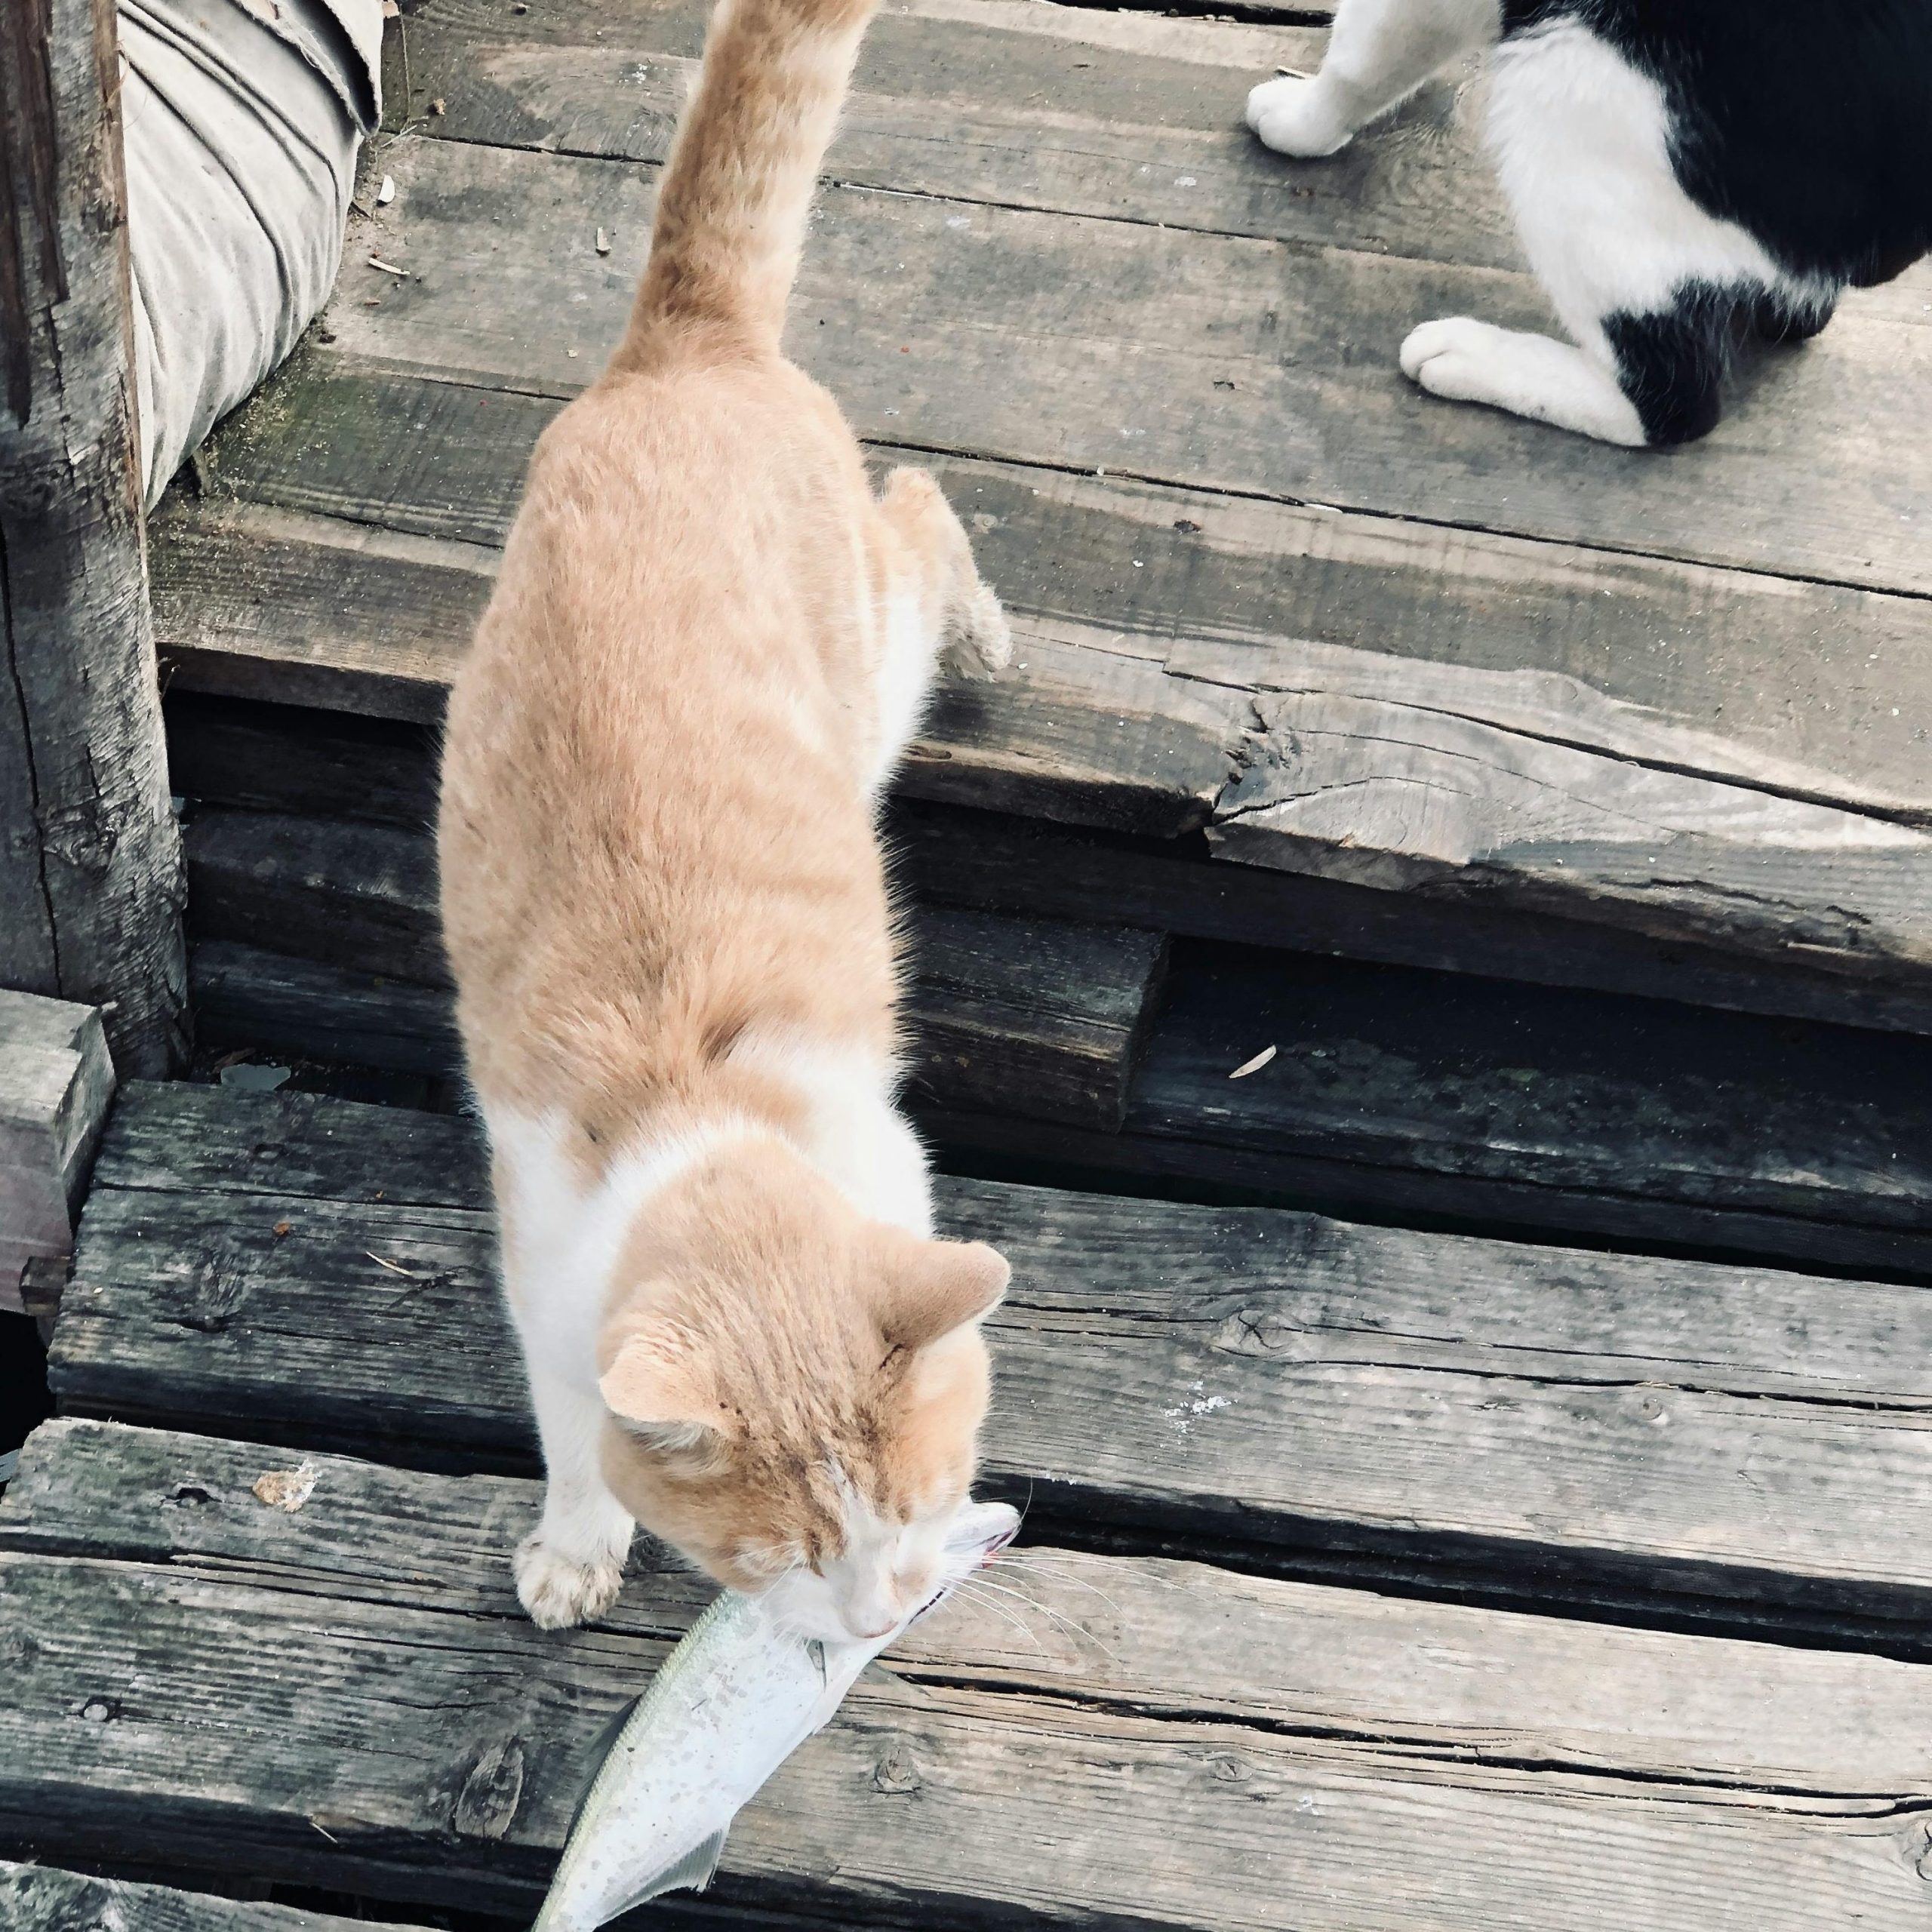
[532,1500,1020,1932]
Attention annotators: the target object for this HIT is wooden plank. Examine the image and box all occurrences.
[164,447,1932,838]
[1124,947,1932,1246]
[84,1078,487,1208]
[326,135,1932,599]
[182,809,1167,1131]
[175,407,1932,836]
[394,0,1478,263]
[16,1417,1932,1800]
[5,1548,1922,1931]
[48,1081,1932,1632]
[192,942,466,1080]
[191,936,1932,1278]
[893,801,1932,1038]
[900,907,1169,1129]
[186,811,451,986]
[162,694,1932,1039]
[930,1106,1932,1287]
[921,943,1932,1280]
[0,1862,435,1932]
[192,935,1171,1135]
[0,0,186,1074]
[164,694,441,832]
[390,0,1920,346]
[163,368,1932,1007]
[178,801,1932,1275]
[1204,671,1932,983]
[0,992,115,1317]
[150,486,1252,839]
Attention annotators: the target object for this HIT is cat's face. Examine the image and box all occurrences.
[595,1150,1007,1641]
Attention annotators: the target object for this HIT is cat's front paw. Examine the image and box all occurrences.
[1399,315,1506,397]
[946,582,1013,681]
[1245,75,1353,158]
[515,1530,625,1629]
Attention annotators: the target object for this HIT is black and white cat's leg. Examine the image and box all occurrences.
[1400,18,1811,446]
[1752,288,1837,346]
[1247,0,1500,159]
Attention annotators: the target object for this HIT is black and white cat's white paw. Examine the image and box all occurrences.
[1398,317,1648,448]
[1245,75,1357,158]
[515,1526,627,1629]
[944,581,1014,682]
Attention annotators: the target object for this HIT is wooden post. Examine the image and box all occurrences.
[1,0,186,1075]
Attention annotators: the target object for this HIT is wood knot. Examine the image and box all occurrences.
[79,1697,122,1724]
[1209,1753,1251,1784]
[1214,1309,1313,1359]
[871,1750,921,1795]
[454,1738,527,1840]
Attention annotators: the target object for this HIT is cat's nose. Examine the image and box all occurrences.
[848,1612,897,1640]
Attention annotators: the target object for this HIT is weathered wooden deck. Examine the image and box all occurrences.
[6,0,1932,1923]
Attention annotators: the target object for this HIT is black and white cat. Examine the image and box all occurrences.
[1246,0,1931,445]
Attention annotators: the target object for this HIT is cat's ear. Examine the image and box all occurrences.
[598,1324,740,1449]
[877,1237,1010,1351]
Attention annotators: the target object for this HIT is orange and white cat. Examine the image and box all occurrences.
[438,0,1014,1641]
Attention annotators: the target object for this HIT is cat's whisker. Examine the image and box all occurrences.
[949,1579,1046,1651]
[993,1554,1126,1616]
[969,1574,1120,1661]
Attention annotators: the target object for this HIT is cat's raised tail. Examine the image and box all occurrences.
[614,0,877,363]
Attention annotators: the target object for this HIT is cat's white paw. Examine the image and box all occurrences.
[946,582,1013,681]
[515,1530,625,1629]
[1245,75,1353,158]
[1399,315,1649,445]
[1399,315,1508,394]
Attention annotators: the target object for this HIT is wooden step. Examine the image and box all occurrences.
[955,940,1932,1280]
[143,0,1932,1028]
[173,798,1932,1272]
[191,943,464,1081]
[0,1862,434,1932]
[48,1081,1932,1640]
[181,806,1168,1132]
[5,1418,1930,1930]
[341,43,1930,598]
[389,0,1371,259]
[166,691,1932,1040]
[158,368,1932,1031]
[190,934,1932,1278]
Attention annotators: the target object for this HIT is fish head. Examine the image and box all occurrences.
[931,1499,1022,1594]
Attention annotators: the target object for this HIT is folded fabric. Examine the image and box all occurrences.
[120,0,383,506]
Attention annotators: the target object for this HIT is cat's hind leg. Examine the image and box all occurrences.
[866,467,1010,792]
[1401,18,1795,446]
[1247,0,1499,159]
[1753,288,1836,346]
